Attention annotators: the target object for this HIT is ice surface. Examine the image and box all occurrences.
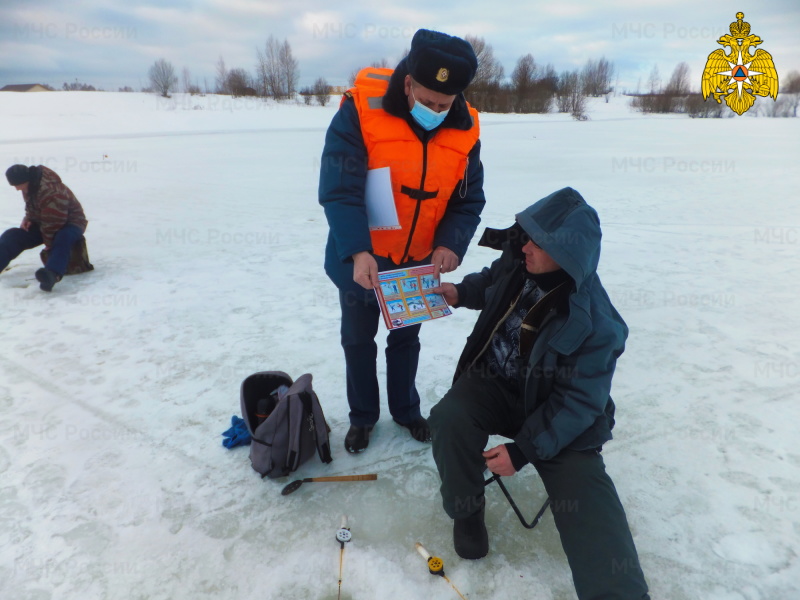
[0,91,798,599]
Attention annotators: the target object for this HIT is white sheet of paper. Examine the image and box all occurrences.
[365,167,400,230]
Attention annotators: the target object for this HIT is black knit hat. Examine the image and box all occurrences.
[406,29,478,95]
[6,164,31,186]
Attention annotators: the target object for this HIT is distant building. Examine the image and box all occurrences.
[0,84,50,92]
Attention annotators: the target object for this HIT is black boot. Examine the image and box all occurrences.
[35,268,61,292]
[453,503,488,559]
[393,416,431,442]
[344,424,373,454]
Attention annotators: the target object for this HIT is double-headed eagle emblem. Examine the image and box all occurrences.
[702,12,778,115]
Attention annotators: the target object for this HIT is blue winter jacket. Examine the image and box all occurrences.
[452,187,629,461]
[318,60,486,286]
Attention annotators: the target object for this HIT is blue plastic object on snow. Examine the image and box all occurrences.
[222,415,251,448]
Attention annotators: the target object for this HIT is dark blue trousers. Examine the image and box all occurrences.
[0,223,85,276]
[327,252,428,427]
[430,370,651,600]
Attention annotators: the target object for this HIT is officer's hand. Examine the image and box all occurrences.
[20,217,31,231]
[352,251,379,290]
[431,246,458,280]
[483,445,517,477]
[431,282,458,305]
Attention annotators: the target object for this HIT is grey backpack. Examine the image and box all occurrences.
[240,371,332,479]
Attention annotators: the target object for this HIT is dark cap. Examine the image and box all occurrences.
[6,164,31,186]
[406,29,478,95]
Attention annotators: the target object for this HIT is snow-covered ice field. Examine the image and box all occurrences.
[0,91,798,599]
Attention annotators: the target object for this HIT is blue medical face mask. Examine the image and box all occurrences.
[410,87,449,131]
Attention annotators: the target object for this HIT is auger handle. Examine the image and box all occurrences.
[309,474,378,483]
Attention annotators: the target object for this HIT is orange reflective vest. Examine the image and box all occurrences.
[347,67,480,264]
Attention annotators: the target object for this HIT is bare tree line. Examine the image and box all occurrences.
[143,34,797,119]
[461,35,614,120]
[631,62,800,118]
[145,34,612,118]
[337,35,604,119]
[147,35,308,100]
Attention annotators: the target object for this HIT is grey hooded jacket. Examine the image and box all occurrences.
[451,187,628,461]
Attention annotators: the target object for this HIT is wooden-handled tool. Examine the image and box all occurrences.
[280,473,378,495]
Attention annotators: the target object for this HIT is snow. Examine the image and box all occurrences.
[1,90,799,600]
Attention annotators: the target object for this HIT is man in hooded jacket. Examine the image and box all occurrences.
[429,187,650,599]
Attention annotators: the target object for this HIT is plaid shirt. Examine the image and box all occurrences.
[25,166,87,248]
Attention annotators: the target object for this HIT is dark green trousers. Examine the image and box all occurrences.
[429,370,650,600]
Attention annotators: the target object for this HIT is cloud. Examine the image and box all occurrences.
[0,1,797,92]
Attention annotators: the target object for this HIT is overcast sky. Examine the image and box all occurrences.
[1,0,798,93]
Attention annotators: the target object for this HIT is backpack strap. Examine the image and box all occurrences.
[284,381,307,474]
[308,389,332,464]
[295,374,333,465]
